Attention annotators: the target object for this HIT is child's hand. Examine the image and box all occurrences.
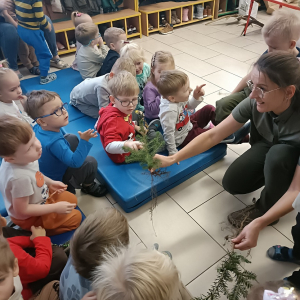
[135,125,148,135]
[30,226,46,240]
[54,202,76,214]
[124,141,143,151]
[46,22,52,32]
[193,84,206,100]
[48,181,67,194]
[98,37,104,46]
[78,129,98,142]
[81,291,97,300]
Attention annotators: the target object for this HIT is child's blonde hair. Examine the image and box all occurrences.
[157,69,188,98]
[23,90,60,120]
[120,43,146,64]
[104,27,126,49]
[0,60,15,92]
[75,22,99,46]
[71,11,93,27]
[262,10,300,42]
[111,57,135,76]
[0,115,33,157]
[247,280,299,300]
[150,51,175,85]
[108,71,139,97]
[93,247,183,300]
[71,208,129,280]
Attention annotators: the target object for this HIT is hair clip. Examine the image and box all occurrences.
[263,287,297,300]
[151,52,157,67]
[0,64,2,68]
[76,12,82,17]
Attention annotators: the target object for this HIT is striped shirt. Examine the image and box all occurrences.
[14,0,48,30]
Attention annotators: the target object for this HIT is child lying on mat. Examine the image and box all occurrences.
[24,90,107,197]
[97,71,164,164]
[0,116,82,236]
[60,208,129,300]
[70,57,136,118]
[0,215,66,300]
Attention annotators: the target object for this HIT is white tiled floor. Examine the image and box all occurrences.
[19,10,300,298]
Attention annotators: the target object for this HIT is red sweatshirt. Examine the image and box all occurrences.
[97,103,135,163]
[8,236,52,300]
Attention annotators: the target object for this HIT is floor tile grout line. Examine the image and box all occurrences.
[129,224,148,248]
[272,226,294,244]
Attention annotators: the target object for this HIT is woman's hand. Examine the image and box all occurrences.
[152,154,176,170]
[231,219,263,251]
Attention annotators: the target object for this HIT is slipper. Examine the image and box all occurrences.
[267,245,300,264]
[29,66,40,75]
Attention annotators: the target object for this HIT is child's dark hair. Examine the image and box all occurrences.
[23,90,60,120]
[254,52,300,110]
[70,208,129,280]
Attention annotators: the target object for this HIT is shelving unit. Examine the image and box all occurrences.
[53,0,141,56]
[217,0,238,17]
[139,0,214,36]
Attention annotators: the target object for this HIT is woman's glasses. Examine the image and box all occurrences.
[247,80,280,99]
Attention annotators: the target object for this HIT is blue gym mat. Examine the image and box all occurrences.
[63,116,227,212]
[21,68,86,122]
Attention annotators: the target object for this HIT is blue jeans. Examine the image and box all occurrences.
[0,20,19,71]
[42,15,58,58]
[17,26,52,76]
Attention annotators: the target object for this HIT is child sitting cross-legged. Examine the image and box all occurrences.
[0,116,82,235]
[0,216,64,300]
[158,69,216,156]
[23,90,107,197]
[99,27,128,76]
[92,246,192,300]
[120,43,150,112]
[97,71,164,164]
[70,57,136,118]
[76,22,109,79]
[59,207,129,300]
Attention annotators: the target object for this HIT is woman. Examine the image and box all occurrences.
[155,52,300,229]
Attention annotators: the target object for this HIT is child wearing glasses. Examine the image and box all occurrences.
[97,71,165,163]
[0,62,34,125]
[75,22,109,79]
[23,90,108,197]
[0,115,82,235]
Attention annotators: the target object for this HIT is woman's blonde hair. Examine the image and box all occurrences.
[120,43,146,64]
[93,247,183,300]
[71,11,93,27]
[0,60,15,92]
[150,51,175,85]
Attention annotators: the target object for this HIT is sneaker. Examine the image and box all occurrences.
[148,23,154,30]
[29,66,40,75]
[153,243,172,259]
[81,181,108,197]
[147,119,161,131]
[228,204,279,228]
[159,24,174,35]
[17,72,24,80]
[56,41,65,50]
[50,58,69,69]
[40,73,57,85]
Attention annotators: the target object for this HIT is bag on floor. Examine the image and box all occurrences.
[238,0,258,18]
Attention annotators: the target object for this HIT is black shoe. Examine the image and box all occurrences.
[147,119,161,131]
[81,181,108,197]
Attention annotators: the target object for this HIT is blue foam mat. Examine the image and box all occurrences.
[21,68,86,122]
[63,116,227,212]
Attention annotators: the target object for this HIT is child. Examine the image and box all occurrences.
[0,8,40,76]
[92,246,192,300]
[157,69,216,156]
[0,62,34,124]
[216,10,300,124]
[120,43,150,112]
[76,22,109,79]
[0,116,82,235]
[70,57,136,118]
[70,11,94,71]
[143,51,175,123]
[24,90,107,197]
[99,27,128,76]
[97,71,164,164]
[14,0,57,84]
[59,207,129,300]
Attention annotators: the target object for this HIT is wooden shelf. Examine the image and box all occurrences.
[53,1,141,56]
[139,0,215,36]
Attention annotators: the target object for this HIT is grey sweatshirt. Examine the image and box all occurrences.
[159,95,203,155]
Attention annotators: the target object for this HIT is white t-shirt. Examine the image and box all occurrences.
[0,160,49,220]
[9,276,23,300]
[0,100,34,125]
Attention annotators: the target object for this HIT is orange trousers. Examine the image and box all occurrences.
[11,191,82,236]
